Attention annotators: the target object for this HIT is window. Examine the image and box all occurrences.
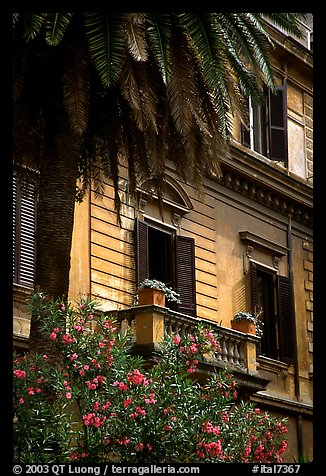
[135,218,196,316]
[241,83,288,164]
[251,262,295,363]
[13,174,37,287]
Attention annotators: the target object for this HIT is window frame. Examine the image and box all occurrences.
[135,218,197,316]
[250,261,295,364]
[241,82,288,166]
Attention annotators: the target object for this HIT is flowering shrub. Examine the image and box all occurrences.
[13,293,288,463]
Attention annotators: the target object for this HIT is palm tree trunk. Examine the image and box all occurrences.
[29,128,80,355]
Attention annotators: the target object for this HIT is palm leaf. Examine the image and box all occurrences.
[166,24,198,137]
[260,13,308,39]
[226,13,275,91]
[119,55,159,134]
[178,13,232,140]
[63,39,90,135]
[84,13,126,88]
[22,13,45,41]
[146,13,172,85]
[45,13,74,46]
[124,13,148,61]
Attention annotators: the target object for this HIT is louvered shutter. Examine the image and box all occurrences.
[13,175,17,281]
[277,275,296,363]
[250,261,258,311]
[175,235,196,316]
[241,96,251,147]
[267,84,288,163]
[135,218,149,286]
[19,182,36,286]
[13,177,36,287]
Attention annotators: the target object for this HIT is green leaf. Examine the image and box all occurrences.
[84,13,126,88]
[22,13,45,41]
[45,13,74,46]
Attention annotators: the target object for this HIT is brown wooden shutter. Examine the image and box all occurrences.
[277,275,296,363]
[250,261,258,311]
[175,235,196,316]
[267,84,288,163]
[241,96,250,147]
[135,218,149,287]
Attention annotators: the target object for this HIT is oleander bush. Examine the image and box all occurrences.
[13,293,288,463]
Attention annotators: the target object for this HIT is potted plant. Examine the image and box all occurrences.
[137,279,181,307]
[231,310,264,337]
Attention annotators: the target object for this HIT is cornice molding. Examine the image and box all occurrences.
[214,143,313,227]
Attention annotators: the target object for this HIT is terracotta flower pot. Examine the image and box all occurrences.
[138,288,166,307]
[231,319,256,335]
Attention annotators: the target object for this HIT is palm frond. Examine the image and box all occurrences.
[228,13,275,90]
[178,13,233,140]
[124,13,148,61]
[22,13,45,41]
[45,13,74,46]
[166,24,198,137]
[84,13,126,88]
[13,12,20,27]
[146,13,172,85]
[259,13,308,39]
[119,55,158,134]
[63,39,90,135]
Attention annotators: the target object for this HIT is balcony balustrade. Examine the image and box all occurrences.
[110,304,269,394]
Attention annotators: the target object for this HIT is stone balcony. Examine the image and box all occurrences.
[111,304,270,397]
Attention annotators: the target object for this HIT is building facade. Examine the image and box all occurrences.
[13,16,313,461]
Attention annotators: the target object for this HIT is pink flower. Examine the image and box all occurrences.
[127,369,149,386]
[173,335,181,345]
[144,393,156,404]
[13,369,26,379]
[102,401,112,410]
[123,398,132,408]
[19,397,24,404]
[189,344,198,354]
[66,392,72,399]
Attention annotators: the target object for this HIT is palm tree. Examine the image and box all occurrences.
[13,12,306,350]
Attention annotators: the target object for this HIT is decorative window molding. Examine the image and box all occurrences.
[239,230,288,274]
[137,175,193,217]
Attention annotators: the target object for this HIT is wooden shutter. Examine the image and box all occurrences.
[250,261,258,311]
[267,84,288,163]
[241,96,251,147]
[135,218,149,286]
[13,176,36,287]
[13,175,17,281]
[175,235,196,316]
[277,275,296,363]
